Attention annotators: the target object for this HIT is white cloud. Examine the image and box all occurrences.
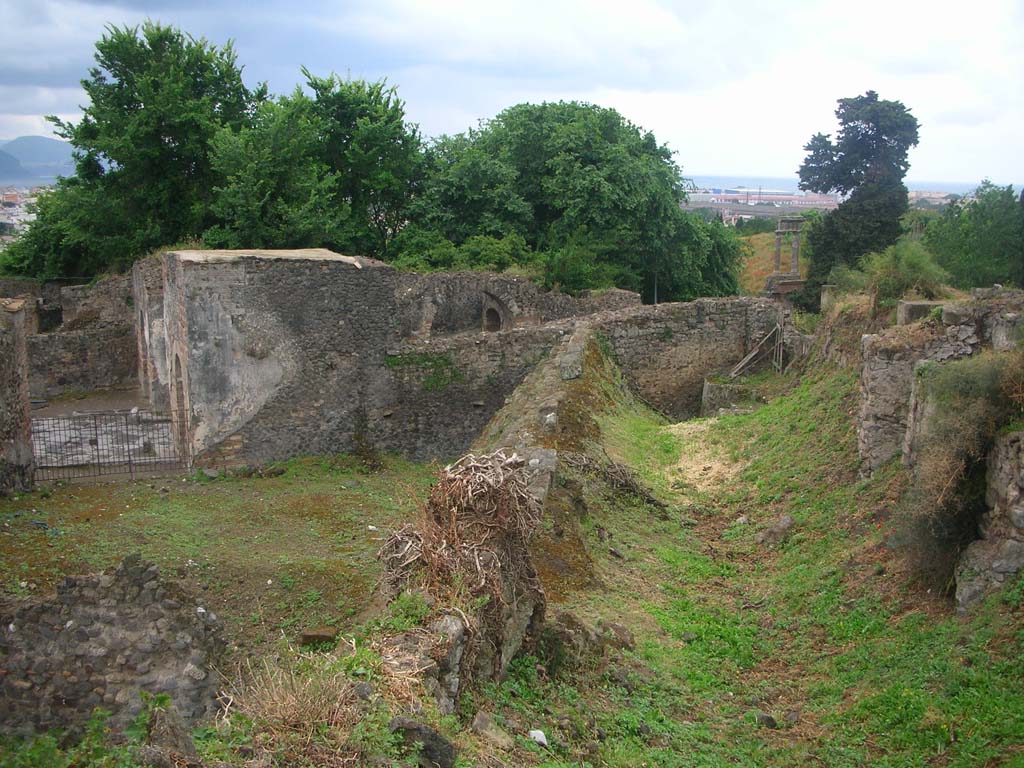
[1,0,1021,183]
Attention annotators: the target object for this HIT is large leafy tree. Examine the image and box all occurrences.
[204,95,343,249]
[400,101,740,302]
[1,23,263,277]
[304,72,423,258]
[796,91,919,309]
[924,181,1024,288]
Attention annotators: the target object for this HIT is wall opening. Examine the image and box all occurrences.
[484,307,502,332]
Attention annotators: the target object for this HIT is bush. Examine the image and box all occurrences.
[829,238,949,316]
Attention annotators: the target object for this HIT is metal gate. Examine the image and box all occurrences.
[31,410,184,481]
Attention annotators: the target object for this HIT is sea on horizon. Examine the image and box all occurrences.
[689,175,990,196]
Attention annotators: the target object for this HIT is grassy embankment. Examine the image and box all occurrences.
[739,232,808,295]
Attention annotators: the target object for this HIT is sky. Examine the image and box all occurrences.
[1,0,1022,187]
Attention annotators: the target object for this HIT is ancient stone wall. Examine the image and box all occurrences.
[161,251,570,465]
[373,325,566,460]
[132,256,169,410]
[0,301,32,493]
[28,326,138,398]
[59,273,133,330]
[0,557,223,736]
[395,272,639,337]
[858,293,1024,474]
[955,431,1024,609]
[157,250,783,466]
[0,278,41,300]
[595,298,782,417]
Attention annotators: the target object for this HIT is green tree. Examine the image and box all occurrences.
[398,101,738,302]
[924,181,1024,288]
[204,95,344,249]
[304,72,423,258]
[796,91,920,309]
[2,23,263,277]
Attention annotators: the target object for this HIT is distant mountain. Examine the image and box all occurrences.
[0,136,74,181]
[0,148,31,181]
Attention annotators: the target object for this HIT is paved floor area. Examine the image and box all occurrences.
[32,387,150,418]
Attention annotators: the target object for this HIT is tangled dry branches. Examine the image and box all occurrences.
[561,451,666,509]
[378,449,546,683]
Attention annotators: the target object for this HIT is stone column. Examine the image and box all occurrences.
[773,232,782,273]
[790,233,800,274]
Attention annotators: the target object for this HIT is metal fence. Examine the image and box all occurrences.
[31,410,184,481]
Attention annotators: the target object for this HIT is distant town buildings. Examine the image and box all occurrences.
[0,187,41,249]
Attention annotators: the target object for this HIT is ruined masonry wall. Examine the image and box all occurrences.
[596,298,782,417]
[0,304,32,493]
[28,327,138,399]
[956,431,1024,608]
[0,557,223,736]
[163,251,783,466]
[374,326,567,460]
[859,293,1024,474]
[132,257,169,410]
[59,273,133,330]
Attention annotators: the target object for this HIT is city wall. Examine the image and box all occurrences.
[157,249,782,467]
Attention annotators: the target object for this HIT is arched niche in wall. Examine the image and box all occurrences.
[482,292,512,332]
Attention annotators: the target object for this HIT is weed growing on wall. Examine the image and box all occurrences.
[384,351,465,391]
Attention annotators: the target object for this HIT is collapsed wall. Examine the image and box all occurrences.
[27,273,138,399]
[858,293,1024,474]
[0,556,223,736]
[0,299,33,493]
[955,431,1024,608]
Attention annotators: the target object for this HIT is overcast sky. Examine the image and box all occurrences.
[1,0,1021,186]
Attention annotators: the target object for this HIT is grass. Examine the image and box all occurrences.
[0,454,437,652]
[4,352,1024,766]
[456,362,1024,766]
[738,232,809,295]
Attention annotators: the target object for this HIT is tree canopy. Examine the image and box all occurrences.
[399,101,742,301]
[796,91,920,309]
[924,181,1024,289]
[1,24,744,304]
[2,22,263,277]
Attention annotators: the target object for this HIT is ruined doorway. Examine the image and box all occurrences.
[484,307,502,332]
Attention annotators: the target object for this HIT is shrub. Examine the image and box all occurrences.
[829,238,949,316]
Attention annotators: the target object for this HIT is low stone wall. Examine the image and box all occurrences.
[60,273,133,330]
[700,379,755,417]
[595,298,782,418]
[0,301,33,493]
[28,326,138,398]
[0,556,223,736]
[955,431,1024,609]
